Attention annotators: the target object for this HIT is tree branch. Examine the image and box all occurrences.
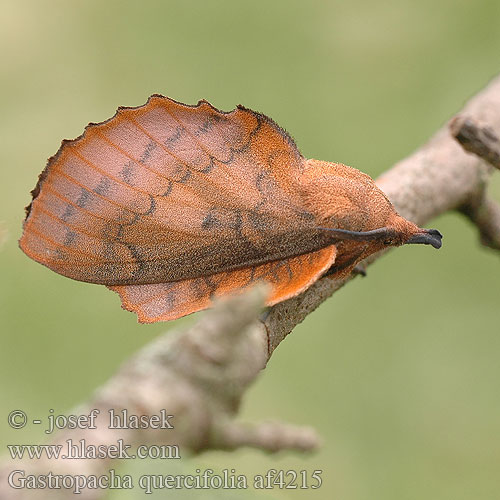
[2,75,500,499]
[450,114,500,170]
[448,115,500,250]
[459,196,500,251]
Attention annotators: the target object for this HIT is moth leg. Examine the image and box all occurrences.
[352,264,367,277]
[324,243,369,279]
[259,307,272,322]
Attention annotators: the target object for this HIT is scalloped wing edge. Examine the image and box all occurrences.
[23,95,302,222]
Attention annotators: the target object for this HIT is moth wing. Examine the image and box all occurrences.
[109,245,336,323]
[19,96,318,286]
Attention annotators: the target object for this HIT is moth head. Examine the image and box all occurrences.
[318,216,442,250]
[383,215,442,249]
[303,159,443,250]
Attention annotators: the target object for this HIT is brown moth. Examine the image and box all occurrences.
[19,96,442,322]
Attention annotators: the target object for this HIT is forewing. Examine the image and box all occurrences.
[109,245,336,323]
[19,96,320,285]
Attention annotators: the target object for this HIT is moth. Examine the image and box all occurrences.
[19,96,442,322]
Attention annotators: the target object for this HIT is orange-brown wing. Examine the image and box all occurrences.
[109,245,336,323]
[20,96,332,286]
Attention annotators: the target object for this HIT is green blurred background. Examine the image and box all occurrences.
[1,1,499,499]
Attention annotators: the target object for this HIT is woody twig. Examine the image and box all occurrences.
[459,196,500,251]
[0,288,318,499]
[450,115,500,170]
[448,115,500,251]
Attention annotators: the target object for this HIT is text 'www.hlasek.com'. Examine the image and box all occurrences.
[6,408,323,494]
